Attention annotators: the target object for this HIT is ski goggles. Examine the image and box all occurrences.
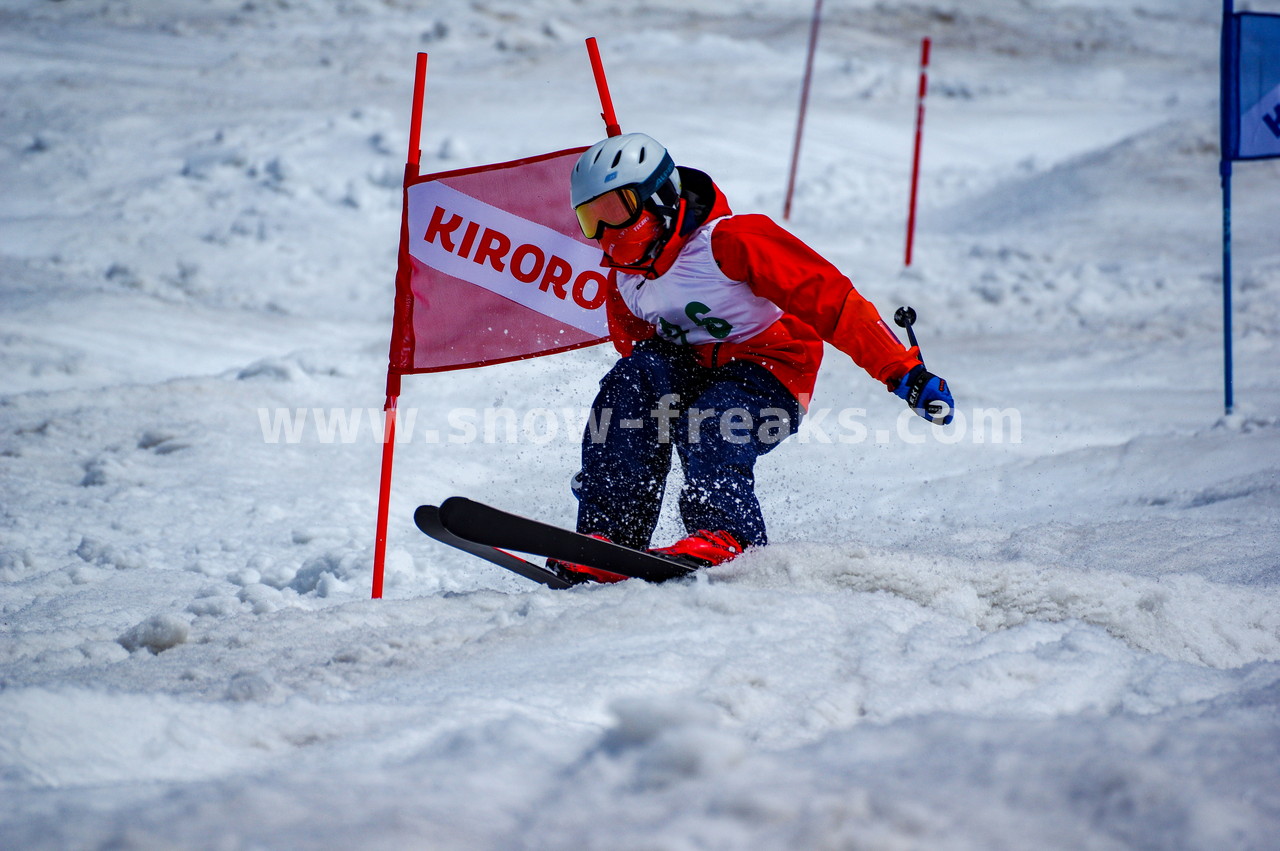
[574,187,643,240]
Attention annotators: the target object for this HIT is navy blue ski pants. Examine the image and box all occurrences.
[574,339,802,550]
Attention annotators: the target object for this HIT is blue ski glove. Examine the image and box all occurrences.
[893,364,954,425]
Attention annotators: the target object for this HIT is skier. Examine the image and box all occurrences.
[557,132,954,582]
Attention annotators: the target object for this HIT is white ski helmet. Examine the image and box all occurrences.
[571,133,682,238]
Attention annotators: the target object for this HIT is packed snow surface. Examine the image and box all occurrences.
[2,1,1279,848]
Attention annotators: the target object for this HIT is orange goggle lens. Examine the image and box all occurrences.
[575,188,642,239]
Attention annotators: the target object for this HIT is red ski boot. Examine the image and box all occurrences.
[649,530,744,569]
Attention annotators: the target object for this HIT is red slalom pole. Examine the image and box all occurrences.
[406,52,428,172]
[904,37,931,267]
[784,0,824,221]
[371,375,400,599]
[373,52,428,600]
[585,38,621,137]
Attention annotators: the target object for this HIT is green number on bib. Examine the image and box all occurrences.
[686,302,733,339]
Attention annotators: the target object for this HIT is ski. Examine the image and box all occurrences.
[429,496,697,584]
[413,504,578,589]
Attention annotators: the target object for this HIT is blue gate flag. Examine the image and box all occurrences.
[1225,12,1280,161]
[1219,5,1280,416]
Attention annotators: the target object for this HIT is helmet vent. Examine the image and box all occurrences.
[610,151,622,168]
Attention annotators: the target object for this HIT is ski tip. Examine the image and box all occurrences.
[437,495,478,527]
[413,504,440,531]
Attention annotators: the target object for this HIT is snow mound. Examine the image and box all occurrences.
[720,544,1280,669]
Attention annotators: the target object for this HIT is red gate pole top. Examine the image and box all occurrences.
[406,52,429,174]
[585,38,622,136]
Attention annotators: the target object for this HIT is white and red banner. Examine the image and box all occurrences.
[389,147,611,374]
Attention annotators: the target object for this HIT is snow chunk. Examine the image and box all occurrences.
[236,357,306,382]
[118,614,190,655]
[237,583,284,614]
[226,671,275,703]
[289,550,363,596]
[0,549,41,582]
[76,536,148,570]
[80,455,127,487]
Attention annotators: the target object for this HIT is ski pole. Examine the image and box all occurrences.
[894,305,922,365]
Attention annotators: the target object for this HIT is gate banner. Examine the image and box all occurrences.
[389,147,610,374]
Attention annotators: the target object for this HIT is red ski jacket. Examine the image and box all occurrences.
[604,171,921,405]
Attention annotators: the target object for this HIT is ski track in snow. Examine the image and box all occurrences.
[2,1,1279,848]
